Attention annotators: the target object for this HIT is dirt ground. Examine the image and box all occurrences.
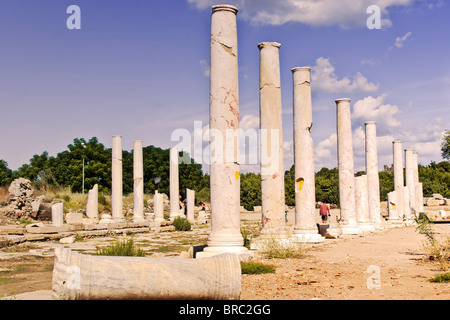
[1,209,449,300]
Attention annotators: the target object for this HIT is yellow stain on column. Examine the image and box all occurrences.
[296,178,304,193]
[235,171,239,181]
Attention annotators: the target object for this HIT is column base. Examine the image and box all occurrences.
[357,222,376,232]
[387,218,404,228]
[340,224,360,235]
[290,232,325,243]
[196,246,250,260]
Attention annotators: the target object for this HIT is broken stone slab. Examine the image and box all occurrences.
[26,224,70,234]
[52,248,241,300]
[60,235,76,244]
[65,212,84,225]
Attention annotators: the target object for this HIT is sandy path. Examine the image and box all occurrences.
[241,224,450,300]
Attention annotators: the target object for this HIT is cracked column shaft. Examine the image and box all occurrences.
[170,147,180,220]
[336,99,359,234]
[259,42,286,235]
[133,140,145,222]
[200,4,247,257]
[291,67,323,242]
[365,121,381,225]
[392,141,404,221]
[112,135,124,222]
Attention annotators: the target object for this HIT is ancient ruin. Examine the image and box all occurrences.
[291,67,323,242]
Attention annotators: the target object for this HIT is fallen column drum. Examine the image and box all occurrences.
[52,248,241,300]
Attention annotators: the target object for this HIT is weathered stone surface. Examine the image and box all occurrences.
[65,212,83,225]
[336,99,359,235]
[291,67,322,242]
[52,248,241,300]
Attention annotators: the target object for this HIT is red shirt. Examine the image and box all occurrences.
[319,203,329,216]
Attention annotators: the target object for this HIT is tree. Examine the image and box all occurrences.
[441,130,450,160]
[0,160,12,187]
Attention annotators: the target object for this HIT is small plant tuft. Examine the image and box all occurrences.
[241,262,276,275]
[429,272,450,283]
[95,239,145,257]
[173,217,192,231]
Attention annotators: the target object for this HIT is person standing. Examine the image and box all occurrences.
[319,202,330,223]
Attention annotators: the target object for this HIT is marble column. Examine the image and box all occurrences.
[133,140,145,223]
[111,136,124,222]
[154,192,164,223]
[336,99,359,234]
[86,184,98,220]
[387,191,398,224]
[418,182,424,213]
[413,152,420,215]
[170,147,181,220]
[413,151,420,214]
[258,42,287,237]
[291,67,323,242]
[186,189,195,223]
[392,141,404,222]
[355,175,375,231]
[405,149,416,217]
[52,203,64,227]
[365,121,382,226]
[200,4,247,257]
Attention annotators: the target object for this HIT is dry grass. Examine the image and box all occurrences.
[257,234,307,259]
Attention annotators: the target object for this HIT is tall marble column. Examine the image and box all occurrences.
[405,149,415,216]
[355,175,375,231]
[112,136,124,222]
[154,191,164,223]
[413,152,420,214]
[336,99,359,234]
[186,189,195,223]
[392,141,404,223]
[258,42,286,237]
[170,147,181,220]
[365,121,381,226]
[418,182,424,213]
[86,184,98,220]
[133,140,145,223]
[291,67,323,242]
[387,191,398,224]
[200,4,247,257]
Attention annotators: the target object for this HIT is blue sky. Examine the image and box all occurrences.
[0,0,448,173]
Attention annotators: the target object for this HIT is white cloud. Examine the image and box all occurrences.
[314,133,338,169]
[394,31,413,48]
[188,0,414,28]
[240,114,259,131]
[199,60,210,77]
[352,94,401,128]
[311,57,379,94]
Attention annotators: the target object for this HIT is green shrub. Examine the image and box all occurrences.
[173,217,192,231]
[241,262,276,275]
[429,273,450,283]
[95,239,145,257]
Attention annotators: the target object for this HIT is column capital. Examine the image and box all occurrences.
[365,121,377,126]
[291,66,311,73]
[212,4,238,14]
[258,42,281,50]
[335,98,351,103]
